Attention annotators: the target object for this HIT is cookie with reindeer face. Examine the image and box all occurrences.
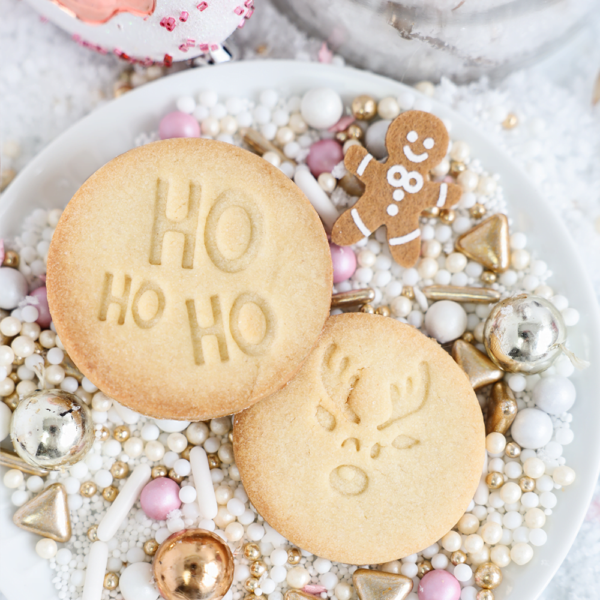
[234,313,485,565]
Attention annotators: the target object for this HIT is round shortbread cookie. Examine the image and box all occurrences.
[234,313,485,565]
[47,139,332,420]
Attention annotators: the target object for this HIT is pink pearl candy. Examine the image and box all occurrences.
[418,570,461,600]
[330,243,356,284]
[306,139,343,178]
[159,111,200,140]
[140,477,181,520]
[31,286,51,328]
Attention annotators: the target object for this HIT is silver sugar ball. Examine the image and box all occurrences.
[10,389,94,470]
[484,293,567,374]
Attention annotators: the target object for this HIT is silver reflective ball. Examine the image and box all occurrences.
[10,389,94,470]
[484,293,567,374]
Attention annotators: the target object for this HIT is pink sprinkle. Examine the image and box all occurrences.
[210,43,218,50]
[197,1,207,10]
[302,586,327,596]
[245,7,254,18]
[179,44,188,52]
[328,115,356,132]
[179,10,189,21]
[160,16,176,31]
[234,5,244,15]
[199,43,209,51]
[318,42,333,64]
[186,38,196,47]
[0,239,5,265]
[238,18,245,28]
[244,0,253,5]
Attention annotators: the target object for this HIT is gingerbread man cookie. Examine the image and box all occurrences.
[332,110,462,267]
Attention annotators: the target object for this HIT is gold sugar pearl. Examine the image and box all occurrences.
[485,472,504,490]
[481,271,497,285]
[439,208,456,225]
[502,113,518,129]
[243,543,261,560]
[104,572,119,590]
[335,132,348,144]
[113,425,130,442]
[34,342,44,354]
[244,578,260,593]
[111,461,129,479]
[421,206,440,219]
[12,355,25,365]
[102,485,118,502]
[144,539,159,556]
[469,203,487,219]
[417,560,432,578]
[401,286,415,300]
[87,525,99,542]
[505,442,521,458]
[4,393,18,411]
[451,550,467,565]
[351,95,377,121]
[249,560,267,578]
[228,431,234,443]
[375,306,391,317]
[2,250,19,268]
[80,481,97,498]
[97,426,110,441]
[461,332,475,343]
[449,161,466,178]
[168,468,184,484]
[180,445,193,461]
[346,124,364,140]
[519,476,535,493]
[287,547,302,565]
[476,591,495,600]
[359,303,375,314]
[8,372,18,383]
[152,465,168,479]
[207,454,220,469]
[474,562,502,589]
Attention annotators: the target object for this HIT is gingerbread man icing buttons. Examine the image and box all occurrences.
[332,110,462,267]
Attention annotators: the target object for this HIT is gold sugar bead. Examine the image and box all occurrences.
[244,577,260,593]
[449,161,466,178]
[469,203,487,219]
[502,113,518,129]
[144,539,159,556]
[2,250,19,268]
[375,306,390,317]
[401,286,415,300]
[243,543,261,560]
[228,431,234,443]
[3,393,19,411]
[346,124,364,140]
[351,95,377,120]
[287,547,302,565]
[335,131,348,143]
[421,206,440,218]
[8,372,18,382]
[113,425,130,442]
[87,525,99,542]
[505,442,521,458]
[181,445,193,461]
[249,560,267,578]
[104,572,119,590]
[97,426,110,441]
[207,454,220,469]
[476,591,495,600]
[461,332,475,343]
[111,461,129,479]
[451,550,467,565]
[102,485,118,502]
[485,472,504,489]
[474,562,503,589]
[519,476,535,493]
[152,465,168,479]
[417,560,432,578]
[12,355,25,365]
[481,271,497,285]
[359,303,375,314]
[439,208,456,225]
[80,481,97,497]
[168,468,184,484]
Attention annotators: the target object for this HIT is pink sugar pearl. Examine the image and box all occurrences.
[330,243,356,284]
[306,139,344,178]
[31,286,51,328]
[159,111,200,140]
[418,570,461,600]
[140,477,181,520]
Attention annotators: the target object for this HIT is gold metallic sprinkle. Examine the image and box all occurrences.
[485,381,518,435]
[0,449,48,476]
[421,285,500,304]
[331,288,375,309]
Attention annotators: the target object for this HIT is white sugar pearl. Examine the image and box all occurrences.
[450,272,468,287]
[289,113,308,134]
[167,433,188,453]
[525,508,546,528]
[508,374,526,393]
[431,157,450,178]
[144,440,165,461]
[355,267,373,284]
[124,437,144,459]
[490,544,510,567]
[458,513,479,534]
[381,561,401,574]
[220,116,238,135]
[260,124,277,141]
[512,527,529,544]
[174,459,191,477]
[554,427,574,445]
[119,562,160,600]
[529,528,548,546]
[21,305,39,323]
[540,491,557,508]
[12,335,34,358]
[185,422,208,445]
[286,566,310,589]
[26,475,44,492]
[85,453,103,471]
[61,377,78,393]
[401,563,418,578]
[486,432,506,454]
[0,268,28,310]
[199,90,218,107]
[446,253,467,273]
[11,490,29,506]
[523,457,546,479]
[378,97,400,119]
[431,554,449,570]
[511,409,553,449]
[425,301,467,343]
[335,583,352,600]
[550,295,569,312]
[225,522,244,542]
[503,511,522,529]
[562,308,579,326]
[407,310,423,328]
[226,498,245,516]
[314,558,332,574]
[103,439,121,457]
[1,317,21,337]
[301,88,343,129]
[92,392,112,412]
[450,141,470,162]
[477,176,497,196]
[81,377,98,393]
[94,469,113,488]
[510,232,527,250]
[511,249,530,270]
[536,475,554,492]
[435,225,452,243]
[247,523,265,541]
[167,518,185,533]
[500,270,517,286]
[320,572,338,589]
[422,240,441,258]
[176,96,195,114]
[504,461,522,479]
[457,170,479,192]
[441,531,462,551]
[510,543,533,565]
[36,538,58,559]
[3,469,24,488]
[270,566,287,583]
[421,224,435,241]
[68,494,83,510]
[179,486,197,504]
[358,249,375,267]
[460,587,478,600]
[260,89,279,108]
[365,120,391,159]
[521,492,539,508]
[481,521,502,545]
[272,109,290,126]
[263,151,281,167]
[499,482,521,504]
[532,376,576,416]
[464,534,483,553]
[418,257,439,279]
[201,117,220,137]
[270,549,288,566]
[374,270,391,287]
[64,477,81,495]
[56,548,72,565]
[553,465,576,486]
[453,564,472,582]
[488,458,504,473]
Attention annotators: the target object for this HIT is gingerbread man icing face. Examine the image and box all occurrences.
[332,110,462,267]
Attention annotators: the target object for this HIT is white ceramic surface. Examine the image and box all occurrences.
[1,60,599,600]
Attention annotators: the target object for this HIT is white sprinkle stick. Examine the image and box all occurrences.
[190,446,218,520]
[436,182,448,207]
[97,464,151,542]
[293,166,339,231]
[82,541,108,600]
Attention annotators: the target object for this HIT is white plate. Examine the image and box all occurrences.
[1,60,599,600]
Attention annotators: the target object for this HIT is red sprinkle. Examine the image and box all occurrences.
[164,54,173,66]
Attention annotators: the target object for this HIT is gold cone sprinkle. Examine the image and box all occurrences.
[452,340,504,389]
[353,568,413,600]
[486,381,518,435]
[421,285,500,304]
[456,214,510,273]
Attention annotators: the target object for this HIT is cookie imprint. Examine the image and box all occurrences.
[318,342,430,496]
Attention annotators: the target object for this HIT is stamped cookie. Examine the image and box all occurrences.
[234,313,485,565]
[47,139,332,420]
